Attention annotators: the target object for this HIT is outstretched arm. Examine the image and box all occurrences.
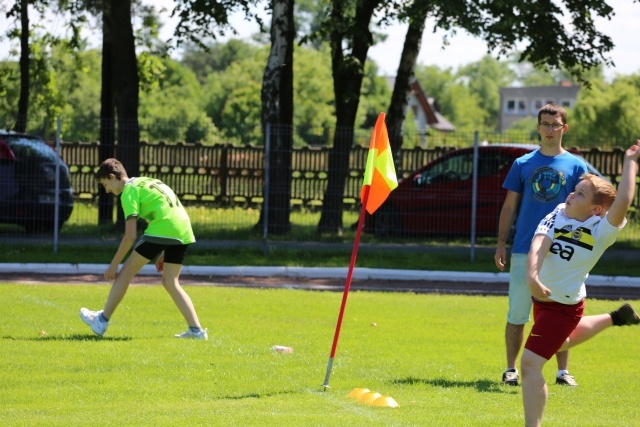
[607,140,640,227]
[526,234,553,301]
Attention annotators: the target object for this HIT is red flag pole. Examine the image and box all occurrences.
[322,185,371,389]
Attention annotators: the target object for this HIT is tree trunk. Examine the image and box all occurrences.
[112,0,140,178]
[111,0,140,230]
[15,0,29,133]
[258,0,295,235]
[386,7,427,159]
[317,0,380,235]
[98,0,116,225]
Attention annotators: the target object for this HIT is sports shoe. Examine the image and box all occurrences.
[612,303,640,326]
[79,308,108,336]
[502,369,519,386]
[175,328,208,340]
[556,372,578,387]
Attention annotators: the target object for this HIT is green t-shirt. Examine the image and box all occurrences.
[120,177,195,245]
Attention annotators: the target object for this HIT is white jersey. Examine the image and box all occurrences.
[534,203,625,304]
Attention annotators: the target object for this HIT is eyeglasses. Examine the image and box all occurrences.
[538,122,564,130]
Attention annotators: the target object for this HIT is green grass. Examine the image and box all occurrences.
[1,284,639,426]
[29,200,640,247]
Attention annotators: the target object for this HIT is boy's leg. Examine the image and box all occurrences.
[521,349,548,427]
[103,250,150,318]
[559,313,613,351]
[161,262,202,328]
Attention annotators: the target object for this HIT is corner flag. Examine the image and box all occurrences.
[322,113,398,389]
[361,113,398,214]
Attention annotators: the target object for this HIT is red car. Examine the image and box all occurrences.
[364,144,602,238]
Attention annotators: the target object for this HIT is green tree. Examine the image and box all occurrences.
[293,45,335,141]
[201,46,268,144]
[415,64,486,132]
[139,57,218,143]
[571,74,640,148]
[457,55,515,130]
[181,39,261,84]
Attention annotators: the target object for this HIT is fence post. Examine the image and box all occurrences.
[52,117,62,254]
[470,131,479,263]
[262,123,271,255]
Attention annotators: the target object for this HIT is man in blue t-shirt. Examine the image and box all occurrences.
[494,104,588,387]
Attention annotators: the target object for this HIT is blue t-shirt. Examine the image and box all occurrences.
[503,149,588,253]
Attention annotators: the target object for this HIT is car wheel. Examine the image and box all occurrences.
[373,203,403,237]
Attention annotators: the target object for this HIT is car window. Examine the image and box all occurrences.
[416,152,474,185]
[3,136,57,163]
[477,152,514,178]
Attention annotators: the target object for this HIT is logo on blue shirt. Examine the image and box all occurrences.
[530,167,566,201]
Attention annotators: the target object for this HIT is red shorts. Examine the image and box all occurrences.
[524,297,584,360]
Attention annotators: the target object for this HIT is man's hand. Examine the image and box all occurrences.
[495,246,507,271]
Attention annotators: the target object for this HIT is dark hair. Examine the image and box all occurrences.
[538,103,567,124]
[95,158,128,181]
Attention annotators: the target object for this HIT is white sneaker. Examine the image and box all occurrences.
[175,328,208,340]
[79,308,108,336]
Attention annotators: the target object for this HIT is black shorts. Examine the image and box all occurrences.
[134,241,190,264]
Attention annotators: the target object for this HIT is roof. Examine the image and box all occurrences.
[385,77,455,132]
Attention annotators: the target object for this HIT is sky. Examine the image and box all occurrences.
[1,0,639,80]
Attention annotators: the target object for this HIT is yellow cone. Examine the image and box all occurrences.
[372,396,399,408]
[357,391,381,404]
[347,388,370,399]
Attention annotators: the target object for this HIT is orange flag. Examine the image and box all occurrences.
[361,113,398,214]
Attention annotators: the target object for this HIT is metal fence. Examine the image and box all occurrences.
[1,120,637,248]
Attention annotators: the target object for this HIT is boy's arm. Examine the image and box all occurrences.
[607,140,640,227]
[104,217,138,280]
[526,234,553,301]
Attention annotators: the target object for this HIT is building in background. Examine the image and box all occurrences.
[499,81,581,132]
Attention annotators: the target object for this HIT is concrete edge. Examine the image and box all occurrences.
[0,263,638,288]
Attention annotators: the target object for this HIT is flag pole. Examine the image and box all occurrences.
[322,185,371,389]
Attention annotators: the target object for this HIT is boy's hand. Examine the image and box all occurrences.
[530,282,552,301]
[156,254,165,273]
[104,264,118,280]
[625,139,640,161]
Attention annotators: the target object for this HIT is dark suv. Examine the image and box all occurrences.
[0,130,74,233]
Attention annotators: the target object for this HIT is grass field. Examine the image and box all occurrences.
[1,284,639,426]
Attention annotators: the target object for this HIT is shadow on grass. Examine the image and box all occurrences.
[2,334,132,341]
[221,389,298,401]
[391,376,515,393]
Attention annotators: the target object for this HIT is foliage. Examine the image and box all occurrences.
[415,64,487,132]
[457,55,515,130]
[139,56,219,144]
[571,74,640,149]
[479,0,616,84]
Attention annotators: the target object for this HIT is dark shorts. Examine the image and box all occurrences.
[524,297,584,360]
[134,241,190,265]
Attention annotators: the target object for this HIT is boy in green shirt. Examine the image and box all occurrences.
[79,158,207,339]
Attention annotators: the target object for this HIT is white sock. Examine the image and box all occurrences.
[557,369,569,378]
